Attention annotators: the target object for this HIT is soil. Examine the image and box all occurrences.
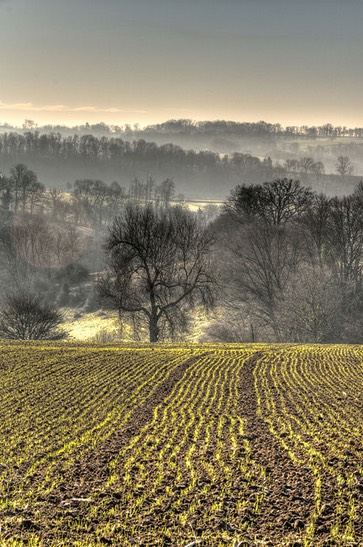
[240,353,315,543]
[2,346,363,546]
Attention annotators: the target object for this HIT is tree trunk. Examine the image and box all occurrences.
[149,314,159,342]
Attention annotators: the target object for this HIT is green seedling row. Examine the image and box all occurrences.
[1,342,363,545]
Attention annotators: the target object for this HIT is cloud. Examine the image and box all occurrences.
[0,101,147,114]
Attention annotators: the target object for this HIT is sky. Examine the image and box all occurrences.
[1,0,363,128]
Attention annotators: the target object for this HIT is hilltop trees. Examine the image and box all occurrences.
[99,204,214,342]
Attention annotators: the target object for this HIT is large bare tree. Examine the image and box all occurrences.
[99,204,214,342]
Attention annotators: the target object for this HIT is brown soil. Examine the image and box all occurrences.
[240,353,316,544]
[2,347,363,546]
[1,352,212,544]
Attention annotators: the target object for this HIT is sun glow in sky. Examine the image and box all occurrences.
[1,0,363,128]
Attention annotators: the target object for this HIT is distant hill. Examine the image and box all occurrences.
[0,125,361,199]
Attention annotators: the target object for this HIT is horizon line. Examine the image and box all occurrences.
[1,118,363,131]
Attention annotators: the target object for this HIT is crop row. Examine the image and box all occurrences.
[2,342,363,545]
[0,344,192,530]
[81,349,266,545]
[254,345,363,544]
[0,343,269,545]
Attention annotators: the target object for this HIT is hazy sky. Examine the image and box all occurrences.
[1,0,363,127]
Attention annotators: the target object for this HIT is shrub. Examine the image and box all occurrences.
[0,293,67,340]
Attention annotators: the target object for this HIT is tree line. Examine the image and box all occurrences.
[0,130,272,175]
[0,164,179,226]
[0,165,186,335]
[2,163,363,343]
[0,131,360,201]
[210,178,363,343]
[137,120,363,139]
[5,119,363,139]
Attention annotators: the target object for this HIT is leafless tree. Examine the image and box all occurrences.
[311,161,325,177]
[300,193,331,267]
[0,293,66,340]
[218,220,304,339]
[336,155,353,176]
[226,178,315,226]
[9,164,44,213]
[277,266,343,342]
[284,159,300,174]
[298,157,315,174]
[327,195,363,287]
[99,204,214,342]
[157,178,175,208]
[258,179,315,225]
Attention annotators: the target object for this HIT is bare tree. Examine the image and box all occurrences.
[311,161,325,177]
[99,204,214,342]
[217,220,304,339]
[0,293,66,340]
[48,187,65,219]
[258,179,315,225]
[300,193,331,267]
[277,266,343,342]
[298,157,315,174]
[9,164,44,213]
[157,178,175,208]
[336,155,353,176]
[327,195,363,286]
[225,184,263,222]
[284,159,300,174]
[226,179,315,226]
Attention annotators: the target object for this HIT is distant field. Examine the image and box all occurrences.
[1,342,363,546]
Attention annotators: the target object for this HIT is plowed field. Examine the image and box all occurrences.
[1,342,363,546]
